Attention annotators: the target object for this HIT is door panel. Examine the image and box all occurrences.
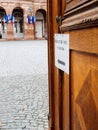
[71,51,98,130]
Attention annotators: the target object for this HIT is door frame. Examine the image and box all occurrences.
[47,0,70,130]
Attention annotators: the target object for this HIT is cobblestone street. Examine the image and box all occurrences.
[0,40,48,130]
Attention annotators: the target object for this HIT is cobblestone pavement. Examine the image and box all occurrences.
[0,40,48,130]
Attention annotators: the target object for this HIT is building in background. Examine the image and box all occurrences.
[0,0,47,40]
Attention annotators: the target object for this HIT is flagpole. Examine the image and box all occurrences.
[34,22,35,40]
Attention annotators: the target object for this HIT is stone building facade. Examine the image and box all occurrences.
[0,0,47,40]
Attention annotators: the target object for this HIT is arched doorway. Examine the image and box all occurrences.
[0,7,7,38]
[12,7,24,38]
[35,9,47,39]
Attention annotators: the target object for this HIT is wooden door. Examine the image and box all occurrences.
[65,1,98,130]
[61,1,98,129]
[48,0,98,130]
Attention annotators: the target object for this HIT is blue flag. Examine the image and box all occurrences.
[32,16,36,25]
[4,15,8,23]
[27,15,31,24]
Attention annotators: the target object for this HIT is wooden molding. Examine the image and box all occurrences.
[66,0,89,12]
[60,2,98,32]
[66,0,72,4]
[65,0,97,15]
[61,20,98,32]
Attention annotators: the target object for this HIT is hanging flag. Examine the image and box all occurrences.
[27,15,31,24]
[32,16,36,26]
[4,15,6,24]
[8,14,11,23]
[11,15,15,25]
[3,15,8,24]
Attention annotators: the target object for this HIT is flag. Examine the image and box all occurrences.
[32,16,36,27]
[27,15,31,24]
[11,15,14,25]
[4,15,6,23]
[8,14,11,22]
[3,15,8,24]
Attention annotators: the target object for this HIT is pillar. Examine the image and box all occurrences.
[24,9,34,40]
[6,8,14,40]
[7,23,14,40]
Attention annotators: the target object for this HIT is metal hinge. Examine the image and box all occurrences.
[48,113,50,120]
[56,16,62,26]
[48,113,54,130]
[56,15,64,33]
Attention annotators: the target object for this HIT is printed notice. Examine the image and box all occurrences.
[55,34,69,74]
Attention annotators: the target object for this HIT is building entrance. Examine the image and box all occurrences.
[35,9,47,39]
[36,20,43,38]
[14,20,23,38]
[12,7,24,39]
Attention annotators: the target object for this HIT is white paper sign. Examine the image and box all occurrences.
[55,34,69,74]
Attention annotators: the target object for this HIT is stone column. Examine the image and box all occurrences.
[24,9,34,40]
[6,8,14,40]
[7,23,14,40]
[25,23,34,40]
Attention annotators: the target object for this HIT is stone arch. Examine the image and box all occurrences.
[12,7,24,38]
[12,7,24,17]
[35,9,47,39]
[0,6,7,38]
[0,6,6,19]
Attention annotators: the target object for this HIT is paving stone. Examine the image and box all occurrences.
[0,40,48,130]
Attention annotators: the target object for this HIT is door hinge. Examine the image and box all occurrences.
[48,113,50,121]
[48,113,54,130]
[56,16,62,26]
[56,15,64,33]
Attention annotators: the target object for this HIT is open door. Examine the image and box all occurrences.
[47,0,70,130]
[48,0,98,130]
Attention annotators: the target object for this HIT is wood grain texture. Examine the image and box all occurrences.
[70,28,98,55]
[71,51,98,130]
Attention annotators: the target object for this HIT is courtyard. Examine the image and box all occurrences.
[0,40,48,130]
